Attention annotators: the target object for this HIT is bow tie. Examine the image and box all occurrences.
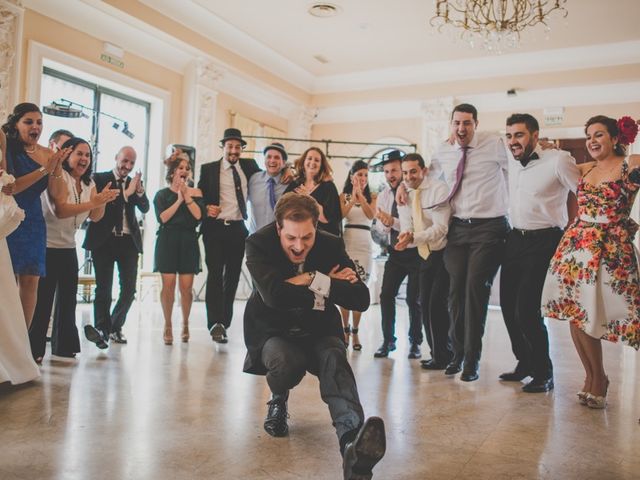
[519,152,539,167]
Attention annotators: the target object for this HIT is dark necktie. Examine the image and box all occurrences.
[429,146,469,209]
[389,188,399,247]
[267,177,277,210]
[114,178,125,234]
[519,151,539,168]
[230,164,247,220]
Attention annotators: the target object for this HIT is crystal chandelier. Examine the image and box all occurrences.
[430,0,568,52]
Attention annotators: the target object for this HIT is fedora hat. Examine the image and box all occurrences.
[263,142,288,162]
[219,128,247,147]
[372,149,405,168]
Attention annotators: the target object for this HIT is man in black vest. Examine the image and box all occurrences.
[243,192,386,480]
[84,146,149,348]
[198,128,260,343]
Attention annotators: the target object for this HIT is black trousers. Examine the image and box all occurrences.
[203,221,248,329]
[261,335,365,441]
[379,248,422,345]
[500,228,563,380]
[444,217,509,367]
[30,248,80,358]
[419,249,453,365]
[92,235,139,335]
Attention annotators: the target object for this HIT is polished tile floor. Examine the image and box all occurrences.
[1,300,639,480]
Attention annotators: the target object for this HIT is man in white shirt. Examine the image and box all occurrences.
[371,150,422,359]
[499,113,579,393]
[429,104,510,382]
[395,153,454,369]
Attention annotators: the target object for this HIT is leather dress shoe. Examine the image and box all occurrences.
[499,364,531,382]
[263,394,289,437]
[210,323,228,343]
[522,377,554,393]
[84,325,108,350]
[407,343,421,359]
[109,331,127,344]
[461,370,479,382]
[421,359,447,370]
[444,361,462,375]
[373,342,396,358]
[342,417,386,480]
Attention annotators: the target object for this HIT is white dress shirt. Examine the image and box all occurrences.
[508,146,579,230]
[399,177,451,252]
[372,185,401,242]
[429,131,509,219]
[219,158,248,221]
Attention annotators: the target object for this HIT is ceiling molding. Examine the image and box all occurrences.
[314,81,640,124]
[312,40,640,93]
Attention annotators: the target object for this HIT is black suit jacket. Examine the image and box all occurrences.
[197,157,260,233]
[83,171,150,253]
[242,223,370,375]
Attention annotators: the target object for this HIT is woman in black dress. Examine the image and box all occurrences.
[154,151,203,345]
[285,147,341,236]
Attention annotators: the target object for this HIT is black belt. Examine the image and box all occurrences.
[344,225,371,231]
[512,226,563,237]
[213,219,245,226]
[453,216,506,225]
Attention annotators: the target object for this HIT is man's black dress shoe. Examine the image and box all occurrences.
[421,359,447,370]
[342,416,386,480]
[461,370,479,382]
[407,343,421,359]
[210,323,228,343]
[499,365,531,382]
[373,342,396,358]
[264,394,289,437]
[522,377,554,393]
[444,361,462,375]
[84,325,108,350]
[109,331,127,344]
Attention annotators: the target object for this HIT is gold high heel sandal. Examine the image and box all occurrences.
[577,391,589,406]
[163,326,173,345]
[181,325,190,343]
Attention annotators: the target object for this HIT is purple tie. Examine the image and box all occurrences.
[430,146,469,209]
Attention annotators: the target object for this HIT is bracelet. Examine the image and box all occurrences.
[51,172,63,179]
[38,166,49,176]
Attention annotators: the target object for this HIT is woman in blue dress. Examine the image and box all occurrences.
[1,103,69,328]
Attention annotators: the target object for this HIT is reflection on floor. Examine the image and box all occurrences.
[1,300,639,480]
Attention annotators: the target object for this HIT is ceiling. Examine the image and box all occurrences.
[142,0,640,77]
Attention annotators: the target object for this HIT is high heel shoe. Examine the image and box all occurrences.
[163,326,173,345]
[351,328,362,351]
[181,325,190,343]
[577,391,589,406]
[587,377,609,409]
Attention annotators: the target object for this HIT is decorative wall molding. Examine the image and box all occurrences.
[0,0,24,123]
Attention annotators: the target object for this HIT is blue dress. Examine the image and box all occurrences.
[6,150,47,276]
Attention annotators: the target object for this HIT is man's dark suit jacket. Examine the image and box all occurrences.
[83,171,150,253]
[243,223,370,375]
[197,157,260,233]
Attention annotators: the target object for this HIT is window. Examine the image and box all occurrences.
[40,67,150,177]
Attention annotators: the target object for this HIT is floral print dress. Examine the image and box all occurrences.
[541,158,640,349]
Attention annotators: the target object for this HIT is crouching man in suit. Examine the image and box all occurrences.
[243,192,386,480]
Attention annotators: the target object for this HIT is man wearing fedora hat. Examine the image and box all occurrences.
[371,150,423,360]
[248,142,289,232]
[198,128,261,343]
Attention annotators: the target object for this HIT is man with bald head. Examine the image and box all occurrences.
[84,146,149,349]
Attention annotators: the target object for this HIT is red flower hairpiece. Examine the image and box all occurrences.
[617,116,638,146]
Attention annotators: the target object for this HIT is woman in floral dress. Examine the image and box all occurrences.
[541,115,640,409]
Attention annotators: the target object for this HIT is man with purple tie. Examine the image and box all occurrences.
[429,103,510,382]
[248,142,289,233]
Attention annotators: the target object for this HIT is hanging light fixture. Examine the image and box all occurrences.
[430,0,568,52]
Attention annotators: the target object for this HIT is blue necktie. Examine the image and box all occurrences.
[267,177,277,210]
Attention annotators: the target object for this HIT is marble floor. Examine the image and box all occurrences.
[1,300,639,480]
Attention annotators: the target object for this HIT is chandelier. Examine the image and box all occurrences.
[430,0,568,52]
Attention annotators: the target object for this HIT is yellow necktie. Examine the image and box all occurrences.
[412,188,430,260]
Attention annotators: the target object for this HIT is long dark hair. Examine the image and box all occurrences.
[585,115,626,156]
[1,103,42,172]
[342,160,371,203]
[61,137,93,186]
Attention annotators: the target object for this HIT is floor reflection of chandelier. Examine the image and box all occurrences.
[430,0,568,53]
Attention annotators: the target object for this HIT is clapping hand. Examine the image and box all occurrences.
[46,147,71,174]
[92,181,119,206]
[375,208,393,227]
[294,184,312,196]
[206,204,221,218]
[329,265,359,284]
[394,231,413,251]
